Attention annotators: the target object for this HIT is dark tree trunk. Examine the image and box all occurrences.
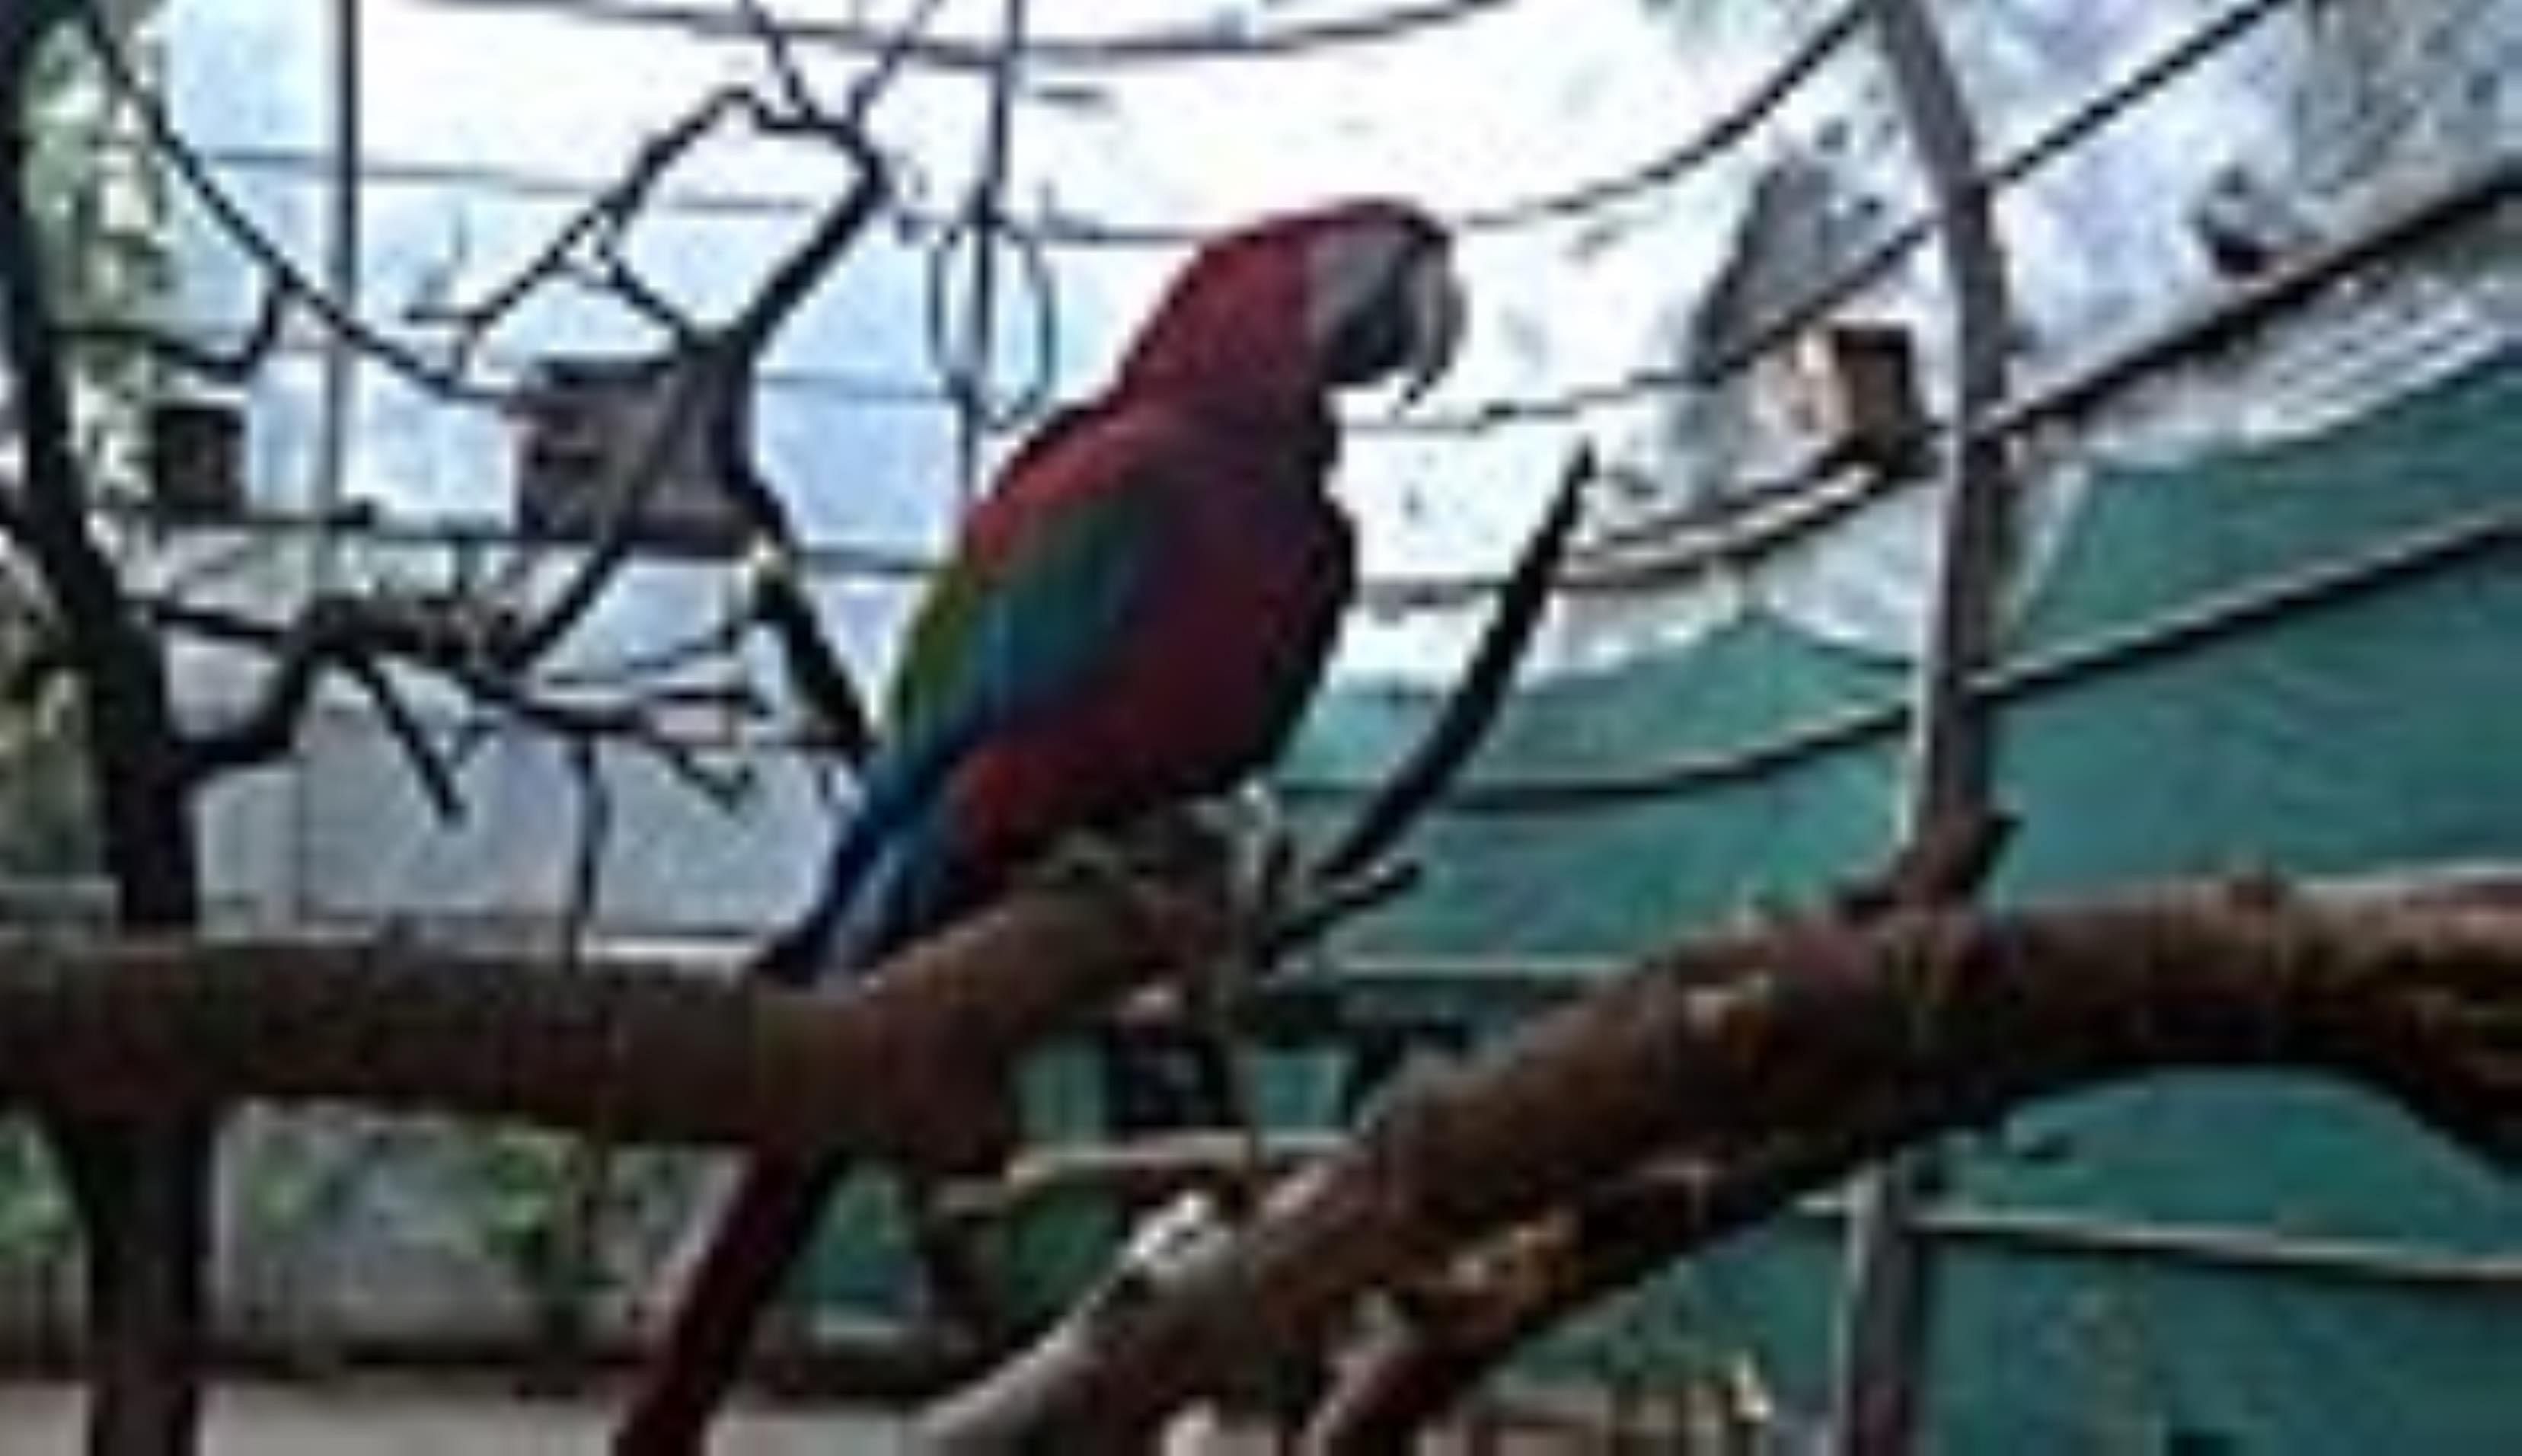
[5,10,215,1446]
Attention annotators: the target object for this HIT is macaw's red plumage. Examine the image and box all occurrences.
[616,198,1462,1452]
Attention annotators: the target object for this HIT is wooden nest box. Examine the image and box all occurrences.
[512,352,749,557]
[1784,321,1925,475]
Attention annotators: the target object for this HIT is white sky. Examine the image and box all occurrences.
[168,0,1769,570]
[142,0,2495,932]
[158,0,2310,679]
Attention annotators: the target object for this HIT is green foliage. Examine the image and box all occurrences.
[451,1129,701,1311]
[459,1129,590,1276]
[0,537,94,875]
[0,1125,73,1269]
[2,2,164,872]
[0,682,95,876]
[20,1,172,503]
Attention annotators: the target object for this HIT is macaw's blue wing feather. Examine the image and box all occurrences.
[749,741,955,985]
[759,416,1173,982]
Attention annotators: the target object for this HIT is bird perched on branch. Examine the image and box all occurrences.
[619,197,1464,1452]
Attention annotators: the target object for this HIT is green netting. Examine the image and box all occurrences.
[1275,348,2522,1447]
[1295,609,1907,956]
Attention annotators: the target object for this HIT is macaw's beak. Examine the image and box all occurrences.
[1309,208,1466,404]
[1393,243,1465,411]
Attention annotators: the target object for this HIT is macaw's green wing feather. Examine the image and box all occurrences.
[766,412,1188,974]
[888,428,1171,760]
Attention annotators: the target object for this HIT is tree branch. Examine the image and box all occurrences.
[1301,813,2019,1444]
[1308,447,1591,889]
[63,274,289,388]
[2,867,2518,1443]
[937,1130,1349,1234]
[97,7,898,791]
[1305,1136,1873,1447]
[74,8,500,406]
[0,867,1231,1174]
[7,11,221,1446]
[159,85,892,788]
[919,883,2522,1448]
[169,595,467,816]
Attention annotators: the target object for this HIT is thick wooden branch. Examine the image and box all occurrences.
[1311,870,2522,1443]
[0,872,1224,1177]
[921,886,2522,1450]
[1306,1135,1869,1447]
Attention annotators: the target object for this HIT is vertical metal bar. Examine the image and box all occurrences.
[1828,0,2016,1451]
[952,0,1028,508]
[293,0,362,921]
[311,0,362,573]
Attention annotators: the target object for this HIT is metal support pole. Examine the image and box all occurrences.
[950,0,1028,507]
[291,0,363,922]
[1828,0,2016,1451]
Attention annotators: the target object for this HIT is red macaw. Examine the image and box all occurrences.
[617,198,1464,1451]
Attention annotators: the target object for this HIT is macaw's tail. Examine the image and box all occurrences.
[615,1157,847,1455]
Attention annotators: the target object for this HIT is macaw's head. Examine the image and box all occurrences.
[1118,198,1464,421]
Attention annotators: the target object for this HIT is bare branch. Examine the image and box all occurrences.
[466,81,893,723]
[1305,1137,1869,1447]
[1287,816,2019,1442]
[741,546,874,758]
[492,343,733,669]
[163,594,482,806]
[731,0,831,132]
[0,862,1233,1170]
[339,652,465,820]
[921,883,2522,1448]
[63,276,290,386]
[86,0,892,790]
[415,86,761,359]
[74,9,503,406]
[1309,447,1591,886]
[155,592,756,811]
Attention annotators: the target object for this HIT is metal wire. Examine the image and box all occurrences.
[1027,2,1871,247]
[926,0,1058,501]
[83,0,2337,603]
[418,0,1524,71]
[125,1,1861,251]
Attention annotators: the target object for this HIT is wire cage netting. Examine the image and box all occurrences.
[4,0,2522,1447]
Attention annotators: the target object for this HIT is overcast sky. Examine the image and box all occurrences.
[136,0,2406,928]
[158,0,2307,676]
